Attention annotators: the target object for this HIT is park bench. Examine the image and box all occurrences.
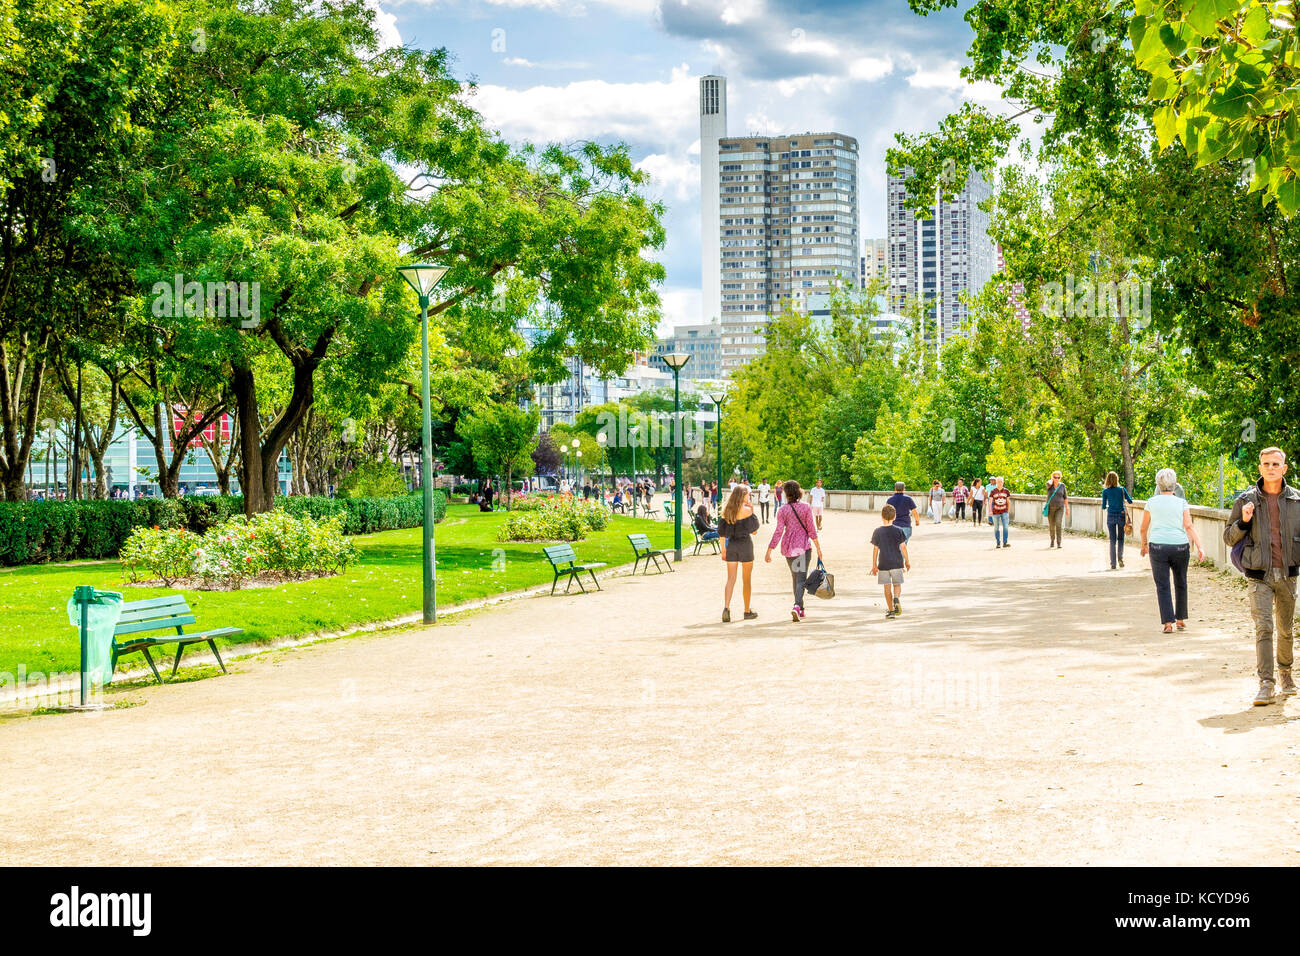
[663,502,675,523]
[690,522,721,556]
[627,533,674,574]
[542,544,606,595]
[112,594,240,683]
[641,499,659,520]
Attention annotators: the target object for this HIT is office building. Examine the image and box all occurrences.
[650,320,723,384]
[700,76,859,378]
[887,165,996,349]
[860,238,886,288]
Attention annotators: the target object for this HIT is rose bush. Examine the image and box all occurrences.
[120,511,357,588]
[496,495,609,541]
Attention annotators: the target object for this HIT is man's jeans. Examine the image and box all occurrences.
[1106,512,1127,567]
[992,512,1009,545]
[1148,542,1189,625]
[1249,568,1297,685]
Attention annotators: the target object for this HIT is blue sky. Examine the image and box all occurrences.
[376,0,1006,333]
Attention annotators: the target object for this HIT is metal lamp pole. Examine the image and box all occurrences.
[662,353,691,560]
[396,263,448,625]
[708,390,726,514]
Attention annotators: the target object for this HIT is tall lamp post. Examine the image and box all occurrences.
[661,352,691,560]
[395,262,448,625]
[708,390,726,514]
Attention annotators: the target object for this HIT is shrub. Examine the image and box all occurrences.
[121,511,358,589]
[338,460,409,499]
[120,526,202,586]
[496,495,608,541]
[0,491,442,566]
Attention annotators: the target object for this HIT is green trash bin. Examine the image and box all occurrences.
[67,586,123,705]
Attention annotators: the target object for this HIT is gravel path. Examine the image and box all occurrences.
[1,510,1293,865]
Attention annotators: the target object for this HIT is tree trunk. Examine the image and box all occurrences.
[1118,423,1136,493]
[233,360,317,514]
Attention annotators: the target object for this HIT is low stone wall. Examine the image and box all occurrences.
[826,490,1237,572]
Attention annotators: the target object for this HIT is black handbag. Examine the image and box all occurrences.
[789,503,833,597]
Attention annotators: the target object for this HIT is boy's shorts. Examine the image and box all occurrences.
[877,568,904,585]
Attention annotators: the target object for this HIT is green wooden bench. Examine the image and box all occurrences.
[641,498,659,520]
[627,533,674,574]
[112,594,241,683]
[542,544,607,594]
[690,521,721,556]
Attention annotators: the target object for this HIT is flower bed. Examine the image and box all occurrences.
[120,511,357,589]
[497,496,609,541]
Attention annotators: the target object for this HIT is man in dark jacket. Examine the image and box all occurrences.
[1224,447,1300,705]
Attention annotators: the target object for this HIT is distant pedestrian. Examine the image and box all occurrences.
[989,476,1011,548]
[766,480,822,623]
[953,479,969,522]
[1045,470,1069,548]
[774,481,784,509]
[1100,471,1134,570]
[810,479,827,529]
[1224,447,1300,706]
[716,486,758,623]
[885,481,921,542]
[1140,468,1205,634]
[970,478,986,526]
[757,480,772,523]
[872,504,911,619]
[928,480,945,524]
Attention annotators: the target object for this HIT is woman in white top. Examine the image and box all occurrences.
[970,478,987,526]
[757,481,773,524]
[1140,467,1206,633]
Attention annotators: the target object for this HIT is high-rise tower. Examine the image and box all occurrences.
[699,76,727,327]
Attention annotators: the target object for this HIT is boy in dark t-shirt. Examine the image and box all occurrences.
[871,503,911,619]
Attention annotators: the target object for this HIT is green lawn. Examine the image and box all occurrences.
[1,504,680,680]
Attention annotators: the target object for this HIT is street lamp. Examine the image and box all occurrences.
[661,352,691,560]
[629,422,639,518]
[395,262,448,625]
[597,432,608,495]
[576,448,583,486]
[708,390,726,515]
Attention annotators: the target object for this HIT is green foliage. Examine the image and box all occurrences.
[0,493,441,566]
[496,496,609,541]
[456,403,540,502]
[338,460,409,499]
[120,512,357,589]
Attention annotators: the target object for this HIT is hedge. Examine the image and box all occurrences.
[0,491,445,567]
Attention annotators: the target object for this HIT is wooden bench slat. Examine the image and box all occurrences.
[118,601,191,623]
[120,595,190,612]
[114,614,196,636]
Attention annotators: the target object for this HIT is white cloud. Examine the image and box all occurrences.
[849,56,893,82]
[720,0,763,25]
[401,0,658,13]
[466,67,698,144]
[502,56,594,69]
[636,152,697,202]
[656,287,703,336]
[368,0,402,50]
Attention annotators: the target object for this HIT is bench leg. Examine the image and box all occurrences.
[171,642,186,678]
[573,571,586,593]
[141,647,164,685]
[208,639,227,674]
[589,569,601,591]
[552,571,560,595]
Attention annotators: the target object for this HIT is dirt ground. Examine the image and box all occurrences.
[2,510,1295,866]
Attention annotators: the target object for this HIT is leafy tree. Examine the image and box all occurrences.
[456,403,539,508]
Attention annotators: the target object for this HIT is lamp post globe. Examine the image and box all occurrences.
[661,352,691,560]
[395,262,448,625]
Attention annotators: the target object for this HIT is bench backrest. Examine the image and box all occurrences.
[627,533,652,553]
[114,594,195,643]
[663,503,674,518]
[543,544,577,566]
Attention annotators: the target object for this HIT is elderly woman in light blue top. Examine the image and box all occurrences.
[1139,468,1206,633]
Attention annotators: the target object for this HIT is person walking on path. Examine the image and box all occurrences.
[970,478,986,527]
[765,480,823,623]
[872,503,911,619]
[989,477,1011,548]
[810,479,828,529]
[757,481,772,523]
[1100,471,1134,570]
[1223,447,1300,706]
[717,485,759,623]
[773,481,784,509]
[1139,468,1205,635]
[953,479,969,522]
[928,480,946,525]
[885,482,921,543]
[1045,471,1070,548]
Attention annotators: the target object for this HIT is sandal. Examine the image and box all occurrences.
[722,608,730,623]
[1176,620,1186,631]
[1162,624,1174,633]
